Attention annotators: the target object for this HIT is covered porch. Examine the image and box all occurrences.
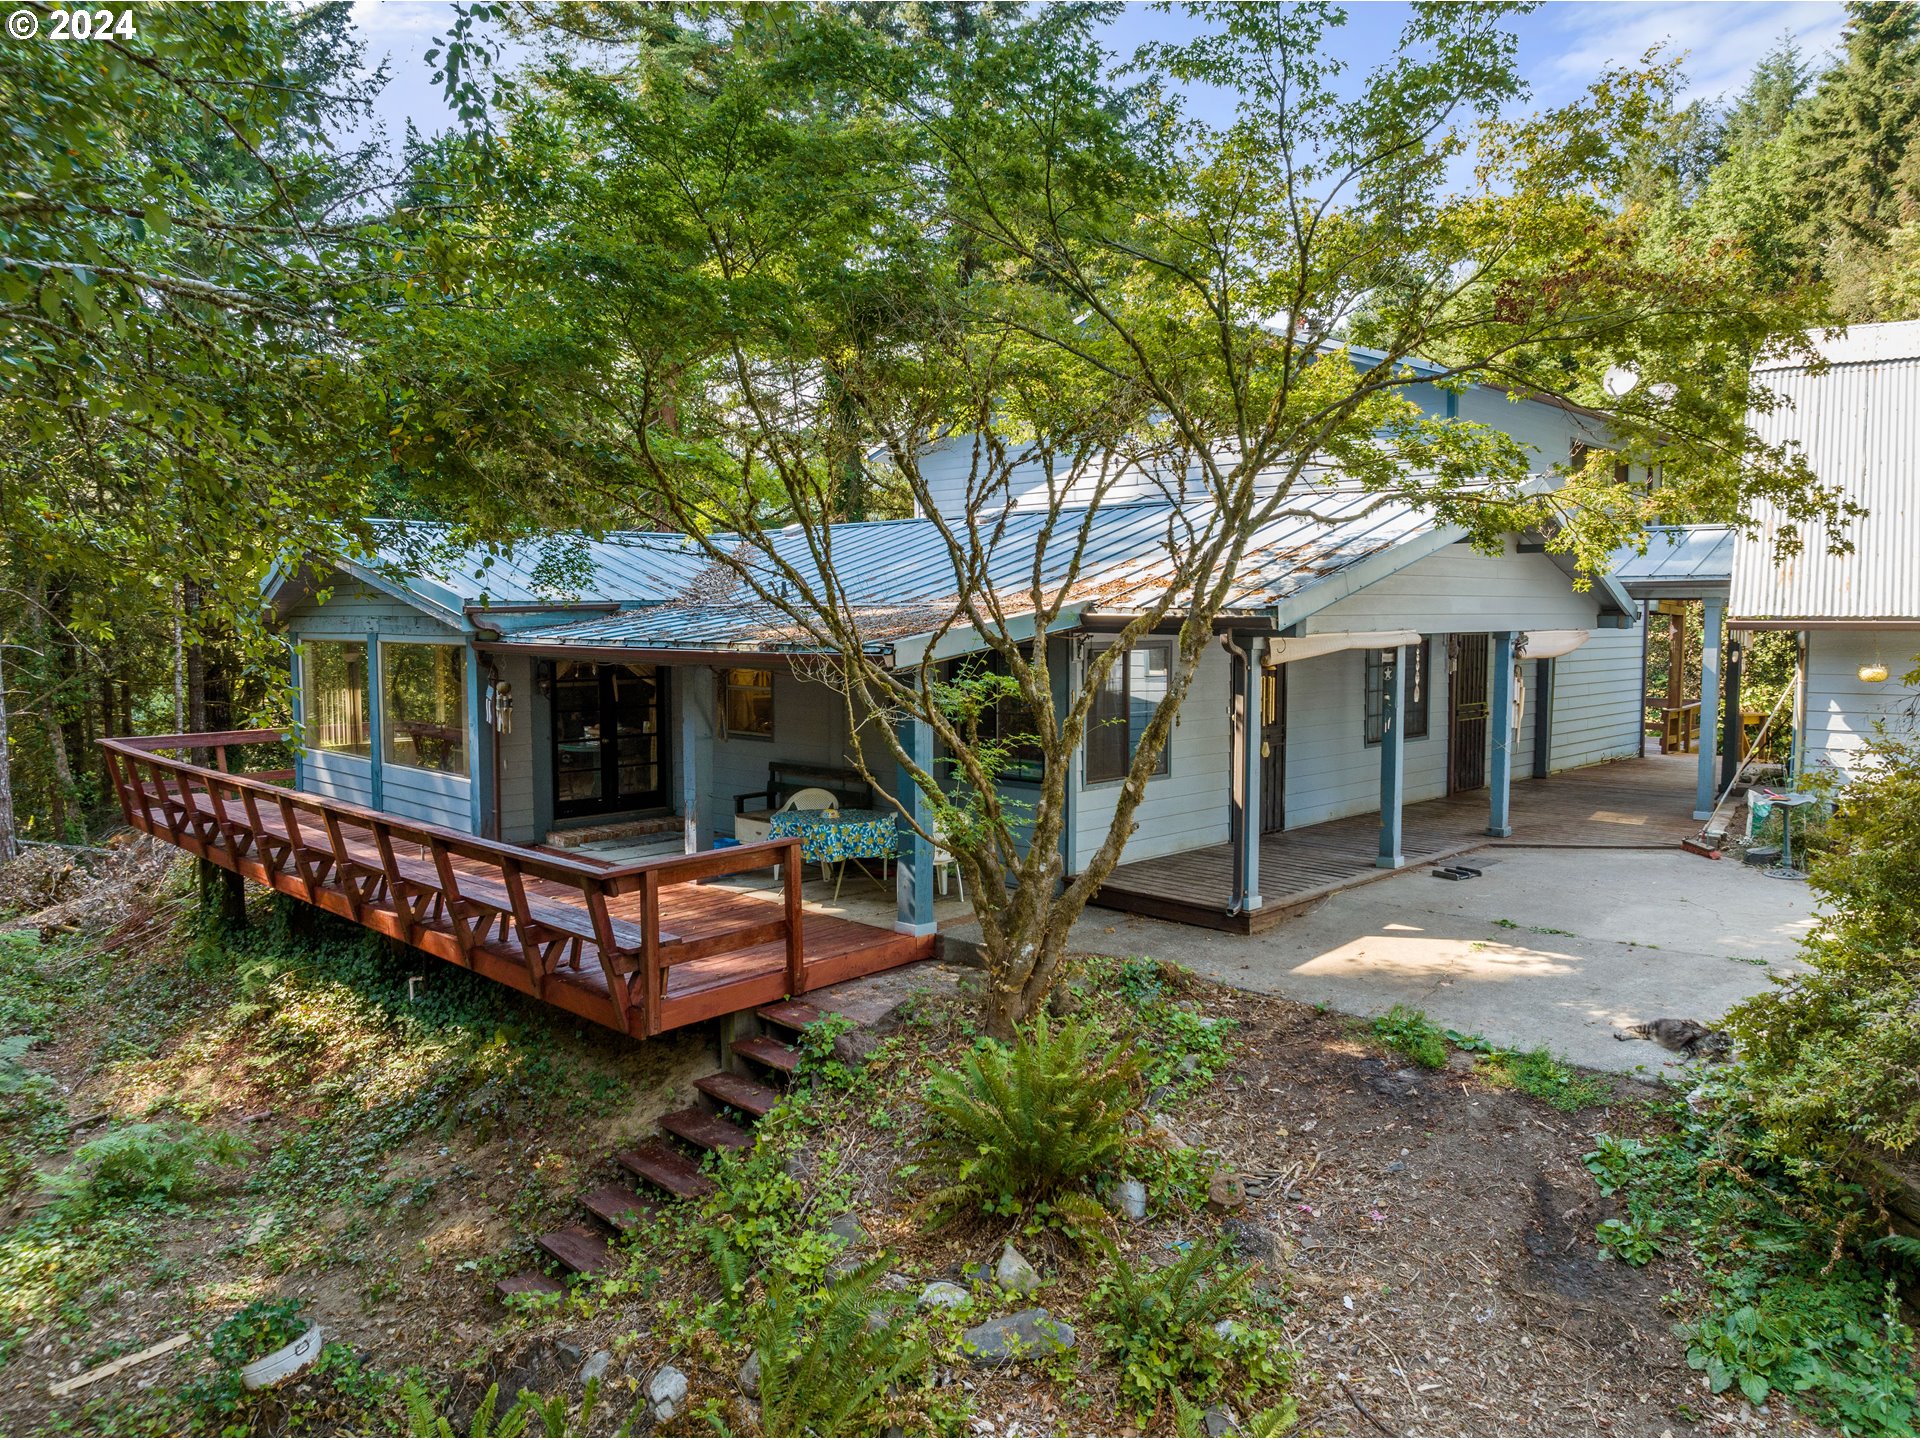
[1091,751,1701,932]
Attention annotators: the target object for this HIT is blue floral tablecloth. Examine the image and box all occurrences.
[768,807,899,865]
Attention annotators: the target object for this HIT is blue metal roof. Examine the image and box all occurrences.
[1610,524,1734,599]
[500,487,1488,655]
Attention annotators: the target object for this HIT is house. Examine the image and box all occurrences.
[1731,320,1920,779]
[257,360,1653,939]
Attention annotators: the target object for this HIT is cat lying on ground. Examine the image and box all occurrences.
[1614,1017,1732,1059]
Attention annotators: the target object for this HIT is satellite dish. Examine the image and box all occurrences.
[1650,381,1678,402]
[1602,365,1640,399]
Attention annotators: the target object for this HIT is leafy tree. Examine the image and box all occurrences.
[0,3,402,849]
[397,2,1848,1035]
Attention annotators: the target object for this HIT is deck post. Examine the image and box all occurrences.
[894,716,937,938]
[1377,646,1406,868]
[1695,596,1726,820]
[1228,632,1265,912]
[1487,631,1517,838]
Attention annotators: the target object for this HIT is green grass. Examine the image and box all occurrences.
[1478,1046,1613,1112]
[1370,1005,1448,1069]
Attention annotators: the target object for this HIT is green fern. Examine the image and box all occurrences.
[401,1376,642,1437]
[917,1013,1143,1231]
[753,1256,931,1436]
[1092,1237,1292,1416]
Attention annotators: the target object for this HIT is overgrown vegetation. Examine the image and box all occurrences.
[1585,734,1920,1434]
[1372,1005,1449,1069]
[1366,1006,1615,1112]
[918,1012,1144,1235]
[751,1259,932,1438]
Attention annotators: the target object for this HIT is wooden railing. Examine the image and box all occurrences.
[98,731,807,1038]
[1645,699,1701,754]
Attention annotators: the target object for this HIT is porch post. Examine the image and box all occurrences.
[894,715,937,937]
[1487,631,1516,838]
[1229,633,1265,911]
[677,667,714,853]
[1695,596,1725,820]
[1377,646,1406,868]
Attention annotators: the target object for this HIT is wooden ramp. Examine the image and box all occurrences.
[1092,754,1702,934]
[100,732,931,1038]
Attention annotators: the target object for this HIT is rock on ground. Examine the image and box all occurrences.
[959,1309,1076,1366]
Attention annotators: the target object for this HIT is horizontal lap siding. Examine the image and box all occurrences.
[1282,644,1451,829]
[1306,537,1603,633]
[1074,643,1231,868]
[492,652,539,843]
[1803,628,1920,778]
[1548,623,1645,772]
[285,584,460,640]
[382,763,471,831]
[303,750,373,807]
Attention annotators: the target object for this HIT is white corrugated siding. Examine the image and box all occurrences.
[1736,329,1920,622]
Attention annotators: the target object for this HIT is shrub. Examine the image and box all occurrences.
[1370,1005,1448,1069]
[50,1122,248,1208]
[752,1257,931,1437]
[1727,733,1920,1155]
[1090,1237,1292,1417]
[918,1014,1142,1233]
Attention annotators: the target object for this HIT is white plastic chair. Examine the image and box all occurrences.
[933,839,966,902]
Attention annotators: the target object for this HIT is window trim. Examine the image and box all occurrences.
[378,638,469,777]
[300,637,373,759]
[1364,638,1431,747]
[1082,638,1174,787]
[720,666,776,742]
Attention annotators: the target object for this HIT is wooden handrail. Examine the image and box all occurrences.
[97,733,812,1037]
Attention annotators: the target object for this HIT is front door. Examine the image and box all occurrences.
[552,661,668,819]
[1448,635,1490,793]
[1260,664,1286,832]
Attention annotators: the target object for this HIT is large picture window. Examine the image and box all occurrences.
[382,642,467,774]
[1364,639,1430,746]
[721,667,774,740]
[302,640,371,756]
[1085,641,1172,785]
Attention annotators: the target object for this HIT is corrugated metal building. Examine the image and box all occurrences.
[1734,321,1920,776]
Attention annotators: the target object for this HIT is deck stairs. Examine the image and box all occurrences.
[494,999,827,1302]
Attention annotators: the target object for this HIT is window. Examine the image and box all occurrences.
[945,653,1045,784]
[302,640,371,756]
[1571,442,1630,484]
[721,667,774,739]
[1085,641,1172,784]
[382,642,467,774]
[1364,640,1430,745]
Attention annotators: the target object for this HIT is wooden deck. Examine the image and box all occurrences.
[1092,754,1703,934]
[99,732,932,1038]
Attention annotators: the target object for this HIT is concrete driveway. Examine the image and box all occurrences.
[1012,849,1818,1073]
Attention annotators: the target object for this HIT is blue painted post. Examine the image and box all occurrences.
[288,641,305,792]
[1488,631,1517,837]
[1695,597,1725,820]
[1377,647,1405,868]
[366,633,385,812]
[1233,634,1266,910]
[465,641,490,835]
[895,715,937,937]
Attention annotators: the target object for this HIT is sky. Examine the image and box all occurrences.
[344,0,1853,154]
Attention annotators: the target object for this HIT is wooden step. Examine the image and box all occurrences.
[757,1000,825,1033]
[495,1270,565,1304]
[580,1182,656,1233]
[732,1035,802,1075]
[660,1106,754,1153]
[695,1070,785,1119]
[537,1224,614,1276]
[616,1141,716,1200]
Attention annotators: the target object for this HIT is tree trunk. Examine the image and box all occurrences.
[197,857,247,931]
[43,699,74,841]
[185,577,209,735]
[172,591,186,733]
[0,642,16,864]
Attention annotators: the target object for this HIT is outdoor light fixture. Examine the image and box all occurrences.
[1859,662,1890,684]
